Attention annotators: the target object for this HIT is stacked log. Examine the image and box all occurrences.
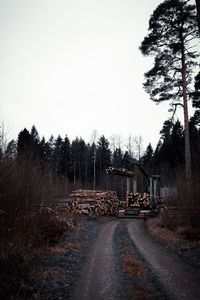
[126,192,151,208]
[70,189,119,216]
[106,167,135,177]
[54,199,72,215]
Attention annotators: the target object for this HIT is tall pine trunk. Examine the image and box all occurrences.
[196,0,200,32]
[93,148,96,190]
[180,31,192,180]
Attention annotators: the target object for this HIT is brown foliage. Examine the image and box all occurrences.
[159,172,200,232]
[0,153,74,299]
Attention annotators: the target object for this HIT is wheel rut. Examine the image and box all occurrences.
[73,220,120,300]
[73,219,200,300]
[127,219,200,300]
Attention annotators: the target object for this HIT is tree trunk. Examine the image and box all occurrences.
[180,33,192,181]
[93,149,96,190]
[73,162,76,186]
[195,0,200,32]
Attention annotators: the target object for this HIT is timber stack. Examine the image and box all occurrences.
[54,199,72,215]
[70,189,119,216]
[126,192,151,208]
[106,167,135,177]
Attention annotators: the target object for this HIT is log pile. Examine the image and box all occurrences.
[70,189,119,216]
[126,192,151,208]
[106,167,135,178]
[54,199,72,215]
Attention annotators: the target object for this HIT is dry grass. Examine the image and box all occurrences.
[41,266,69,283]
[0,210,73,299]
[122,246,146,276]
[128,282,164,300]
[178,240,200,252]
[48,244,68,255]
[121,242,164,299]
[147,217,184,243]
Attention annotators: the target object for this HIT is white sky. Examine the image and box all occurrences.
[0,0,197,150]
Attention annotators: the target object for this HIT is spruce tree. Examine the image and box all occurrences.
[141,143,153,173]
[17,128,31,156]
[96,136,111,188]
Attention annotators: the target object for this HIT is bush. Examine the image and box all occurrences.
[159,172,200,231]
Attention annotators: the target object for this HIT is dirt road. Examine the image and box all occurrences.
[73,220,119,300]
[73,219,200,300]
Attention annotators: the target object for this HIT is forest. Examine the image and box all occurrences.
[0,0,199,236]
[1,103,200,210]
[1,0,200,298]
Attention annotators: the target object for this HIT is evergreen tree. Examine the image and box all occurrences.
[160,120,173,141]
[87,142,97,188]
[141,143,154,174]
[60,135,71,178]
[96,136,111,188]
[53,135,63,175]
[71,138,79,185]
[191,72,200,125]
[140,0,199,179]
[196,0,200,31]
[112,148,123,168]
[30,125,40,157]
[17,128,31,156]
[171,120,184,167]
[122,151,133,170]
[43,135,55,169]
[151,120,185,182]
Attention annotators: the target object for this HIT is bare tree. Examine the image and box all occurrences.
[133,135,144,161]
[109,134,122,152]
[0,120,11,154]
[125,135,135,158]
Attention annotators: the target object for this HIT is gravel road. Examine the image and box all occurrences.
[73,218,200,300]
[127,219,200,300]
[73,220,120,300]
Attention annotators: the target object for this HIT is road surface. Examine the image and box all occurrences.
[73,219,200,300]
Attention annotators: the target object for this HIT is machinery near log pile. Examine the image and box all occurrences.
[106,167,160,219]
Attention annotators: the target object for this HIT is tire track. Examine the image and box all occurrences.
[127,219,200,300]
[73,220,120,300]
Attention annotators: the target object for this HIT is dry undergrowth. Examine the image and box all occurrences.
[146,217,184,243]
[128,282,164,300]
[147,217,200,247]
[0,210,74,299]
[122,245,146,276]
[121,241,163,299]
[41,266,69,283]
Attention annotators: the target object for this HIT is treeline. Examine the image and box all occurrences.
[15,127,137,188]
[2,109,200,203]
[1,127,139,204]
[142,118,200,184]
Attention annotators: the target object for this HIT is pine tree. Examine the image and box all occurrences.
[96,136,111,188]
[196,0,200,31]
[140,0,199,180]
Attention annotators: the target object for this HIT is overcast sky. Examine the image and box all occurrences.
[0,0,197,150]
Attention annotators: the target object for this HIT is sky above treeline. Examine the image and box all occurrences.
[0,0,197,150]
